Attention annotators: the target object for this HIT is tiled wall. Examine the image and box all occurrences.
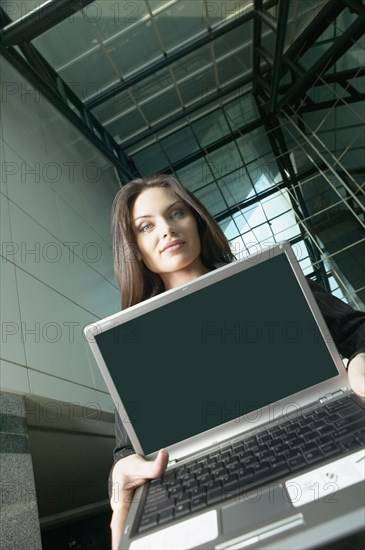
[0,58,120,413]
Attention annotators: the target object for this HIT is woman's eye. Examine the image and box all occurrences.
[171,209,184,219]
[140,223,153,232]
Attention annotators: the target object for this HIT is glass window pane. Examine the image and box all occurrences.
[270,211,300,241]
[107,110,147,143]
[154,1,206,52]
[92,1,148,39]
[176,159,213,192]
[261,191,292,219]
[178,67,216,105]
[161,128,199,164]
[92,90,136,124]
[218,169,254,206]
[108,23,163,76]
[130,69,173,104]
[33,13,96,67]
[239,203,267,227]
[207,144,242,179]
[133,143,167,175]
[192,109,230,148]
[195,183,227,216]
[141,88,181,124]
[224,94,259,130]
[213,24,251,59]
[170,44,212,81]
[217,55,249,85]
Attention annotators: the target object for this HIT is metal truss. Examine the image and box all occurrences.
[253,0,365,115]
[255,100,331,290]
[0,0,94,45]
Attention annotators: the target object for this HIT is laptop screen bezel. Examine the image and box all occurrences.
[84,242,350,462]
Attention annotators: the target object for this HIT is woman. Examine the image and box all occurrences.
[109,174,365,548]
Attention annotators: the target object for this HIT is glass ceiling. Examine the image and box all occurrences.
[2,0,364,305]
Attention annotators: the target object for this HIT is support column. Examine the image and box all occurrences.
[0,392,42,549]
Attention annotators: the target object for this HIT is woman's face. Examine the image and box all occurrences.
[132,186,204,281]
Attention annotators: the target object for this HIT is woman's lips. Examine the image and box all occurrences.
[161,240,185,253]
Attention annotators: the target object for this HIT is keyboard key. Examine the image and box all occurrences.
[301,442,318,453]
[150,478,162,487]
[169,485,184,496]
[157,499,178,512]
[206,480,223,491]
[158,508,174,524]
[268,456,287,468]
[304,449,323,464]
[339,436,362,451]
[257,432,271,443]
[211,466,226,477]
[339,404,364,418]
[175,503,190,517]
[241,463,290,491]
[191,495,207,511]
[255,461,270,472]
[139,514,158,532]
[286,449,302,460]
[333,420,365,440]
[175,494,191,506]
[184,479,199,490]
[322,442,342,457]
[192,485,206,496]
[288,456,306,470]
[238,467,254,479]
[207,487,226,505]
[318,424,335,435]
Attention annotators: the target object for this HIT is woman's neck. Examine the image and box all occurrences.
[161,259,211,290]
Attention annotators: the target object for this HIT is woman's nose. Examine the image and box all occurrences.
[160,219,175,237]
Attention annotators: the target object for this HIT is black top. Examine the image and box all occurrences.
[109,278,365,491]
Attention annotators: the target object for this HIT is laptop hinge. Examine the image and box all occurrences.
[319,388,345,403]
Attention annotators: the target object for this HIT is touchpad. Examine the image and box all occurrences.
[221,484,291,534]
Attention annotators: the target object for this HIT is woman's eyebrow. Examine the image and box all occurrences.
[134,201,183,222]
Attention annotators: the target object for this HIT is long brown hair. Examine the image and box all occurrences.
[112,174,235,308]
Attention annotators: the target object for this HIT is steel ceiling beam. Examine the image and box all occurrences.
[253,0,345,106]
[279,66,365,93]
[342,0,365,16]
[252,0,264,94]
[299,92,365,113]
[0,0,94,45]
[269,0,290,113]
[85,0,278,110]
[276,10,365,112]
[282,0,344,66]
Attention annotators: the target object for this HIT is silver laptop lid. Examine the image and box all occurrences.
[84,242,349,462]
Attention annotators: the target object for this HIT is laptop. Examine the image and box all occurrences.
[84,242,365,549]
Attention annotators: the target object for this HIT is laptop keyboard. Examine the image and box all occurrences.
[138,395,365,533]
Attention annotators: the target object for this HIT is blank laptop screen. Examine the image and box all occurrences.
[95,254,339,454]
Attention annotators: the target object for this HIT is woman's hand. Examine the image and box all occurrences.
[348,352,365,398]
[110,449,169,549]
